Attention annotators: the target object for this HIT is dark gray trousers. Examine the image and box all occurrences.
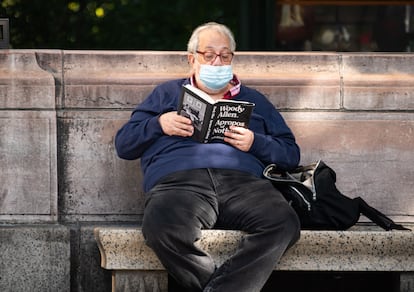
[142,168,300,292]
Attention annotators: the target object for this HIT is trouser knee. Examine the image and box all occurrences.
[283,205,301,247]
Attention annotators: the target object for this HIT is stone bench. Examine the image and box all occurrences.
[94,225,414,292]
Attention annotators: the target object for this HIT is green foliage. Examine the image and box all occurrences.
[0,0,239,50]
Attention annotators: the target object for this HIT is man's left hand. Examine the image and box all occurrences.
[224,126,254,152]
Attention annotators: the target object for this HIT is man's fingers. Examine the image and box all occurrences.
[160,112,194,137]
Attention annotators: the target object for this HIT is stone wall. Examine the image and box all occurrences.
[0,50,413,291]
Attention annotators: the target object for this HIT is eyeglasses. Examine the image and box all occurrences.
[196,50,234,64]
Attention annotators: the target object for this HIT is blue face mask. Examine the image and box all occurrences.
[199,65,233,91]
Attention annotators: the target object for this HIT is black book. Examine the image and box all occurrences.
[177,84,255,143]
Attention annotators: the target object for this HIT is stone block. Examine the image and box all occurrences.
[69,224,112,292]
[236,52,341,110]
[35,50,64,107]
[0,224,70,292]
[62,50,188,109]
[235,52,340,76]
[95,228,242,270]
[58,111,143,222]
[342,54,414,110]
[61,51,342,111]
[95,227,414,272]
[0,50,58,109]
[113,271,168,292]
[0,110,57,222]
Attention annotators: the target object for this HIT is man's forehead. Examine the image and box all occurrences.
[198,30,230,50]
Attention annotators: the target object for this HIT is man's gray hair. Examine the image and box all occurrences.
[187,22,236,53]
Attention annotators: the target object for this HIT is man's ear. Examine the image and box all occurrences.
[187,54,195,65]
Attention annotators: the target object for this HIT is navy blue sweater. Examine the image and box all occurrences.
[115,78,300,192]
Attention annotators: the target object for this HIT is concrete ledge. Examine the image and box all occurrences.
[95,226,414,272]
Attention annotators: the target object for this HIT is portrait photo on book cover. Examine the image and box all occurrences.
[179,92,207,131]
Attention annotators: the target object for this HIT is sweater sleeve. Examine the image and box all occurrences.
[246,92,300,170]
[115,81,180,160]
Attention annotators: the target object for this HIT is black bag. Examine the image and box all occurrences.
[263,160,410,231]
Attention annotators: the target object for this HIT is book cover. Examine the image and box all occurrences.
[177,84,255,143]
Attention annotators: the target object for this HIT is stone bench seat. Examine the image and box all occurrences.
[94,225,414,292]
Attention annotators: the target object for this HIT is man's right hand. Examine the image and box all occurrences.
[159,112,194,137]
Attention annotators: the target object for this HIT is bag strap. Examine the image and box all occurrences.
[355,197,411,231]
[263,162,318,185]
[263,164,294,183]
